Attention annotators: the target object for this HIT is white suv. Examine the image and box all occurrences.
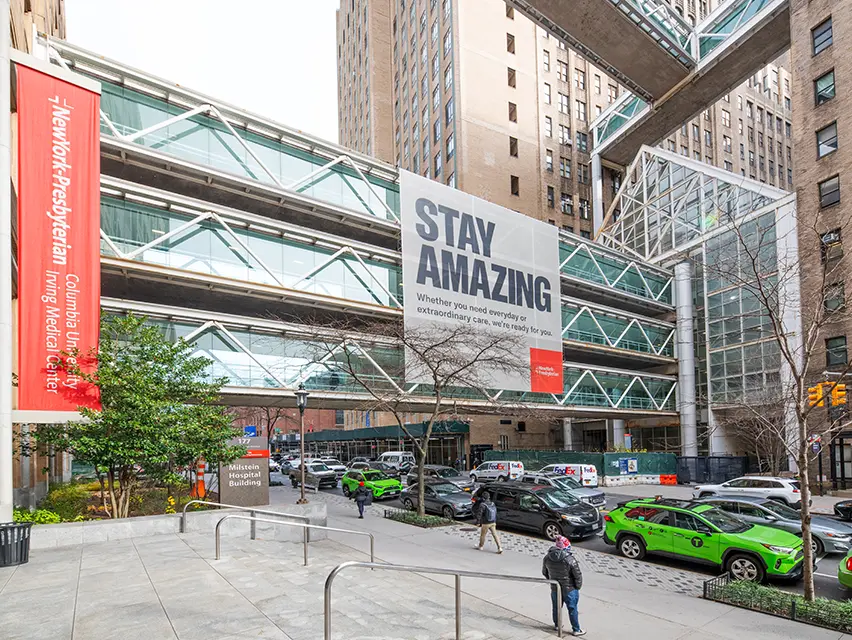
[469,461,524,483]
[692,476,806,508]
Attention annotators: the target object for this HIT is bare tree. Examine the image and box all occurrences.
[229,404,296,452]
[301,318,530,517]
[697,204,852,600]
[709,398,788,476]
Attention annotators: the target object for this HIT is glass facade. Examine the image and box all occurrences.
[562,305,674,356]
[135,317,675,411]
[98,82,401,221]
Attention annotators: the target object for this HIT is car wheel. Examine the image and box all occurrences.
[470,475,477,483]
[342,485,351,497]
[812,536,824,556]
[403,498,415,510]
[442,506,455,520]
[726,554,765,583]
[543,521,563,541]
[497,475,507,482]
[617,535,646,560]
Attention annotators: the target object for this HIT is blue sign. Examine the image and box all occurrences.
[619,459,629,475]
[244,425,258,437]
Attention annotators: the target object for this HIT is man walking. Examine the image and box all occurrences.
[542,536,584,636]
[473,492,503,554]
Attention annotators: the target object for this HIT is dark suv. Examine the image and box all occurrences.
[473,482,602,541]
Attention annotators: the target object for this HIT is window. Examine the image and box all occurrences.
[444,65,453,91]
[544,116,552,137]
[506,3,514,18]
[576,132,588,152]
[446,133,454,159]
[721,109,731,127]
[545,149,553,171]
[826,336,847,367]
[506,33,515,53]
[705,130,712,147]
[813,17,833,55]
[578,163,589,184]
[510,175,519,196]
[825,283,845,312]
[561,193,573,214]
[817,122,838,158]
[580,230,591,239]
[543,82,551,104]
[558,124,570,145]
[558,93,569,114]
[543,50,550,72]
[579,198,590,219]
[749,150,754,166]
[446,172,455,187]
[724,160,733,171]
[509,136,519,157]
[815,70,835,105]
[559,157,570,178]
[433,86,440,111]
[557,60,568,82]
[434,150,442,176]
[739,119,744,135]
[786,121,792,137]
[575,100,586,121]
[747,101,754,119]
[737,95,743,110]
[723,136,732,153]
[445,97,454,125]
[692,124,699,141]
[594,74,601,94]
[822,228,842,262]
[508,102,517,122]
[681,145,688,156]
[443,30,452,56]
[507,67,516,87]
[819,175,840,208]
[547,186,555,208]
[431,19,438,44]
[574,68,585,90]
[608,85,618,104]
[433,118,441,142]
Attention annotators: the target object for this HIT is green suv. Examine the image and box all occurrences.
[341,469,403,500]
[604,498,804,582]
[840,549,852,590]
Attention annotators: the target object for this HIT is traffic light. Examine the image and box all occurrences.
[808,384,825,407]
[831,383,847,406]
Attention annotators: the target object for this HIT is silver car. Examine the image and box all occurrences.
[407,465,475,492]
[700,496,852,555]
[401,481,475,519]
[520,473,607,511]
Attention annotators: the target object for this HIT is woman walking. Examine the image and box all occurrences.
[352,481,372,518]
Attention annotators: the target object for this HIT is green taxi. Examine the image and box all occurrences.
[341,469,403,500]
[840,548,852,590]
[604,498,804,582]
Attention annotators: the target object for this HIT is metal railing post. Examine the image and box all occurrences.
[304,526,309,567]
[455,575,462,640]
[180,499,309,534]
[557,583,563,637]
[250,510,256,540]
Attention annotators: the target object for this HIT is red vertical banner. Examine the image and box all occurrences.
[16,65,101,411]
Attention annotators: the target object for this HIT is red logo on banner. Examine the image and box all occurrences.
[529,348,563,393]
[17,65,101,411]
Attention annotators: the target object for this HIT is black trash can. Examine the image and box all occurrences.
[0,522,33,567]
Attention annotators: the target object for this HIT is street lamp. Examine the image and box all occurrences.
[295,383,309,504]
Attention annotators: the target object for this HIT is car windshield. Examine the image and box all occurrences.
[432,483,463,496]
[325,460,343,466]
[759,500,800,519]
[363,471,389,481]
[309,464,330,472]
[435,468,458,478]
[552,477,582,490]
[697,507,751,533]
[536,489,579,508]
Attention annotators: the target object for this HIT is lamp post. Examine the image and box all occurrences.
[295,383,309,504]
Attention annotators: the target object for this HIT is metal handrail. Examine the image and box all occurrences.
[323,561,563,639]
[180,499,310,540]
[214,515,375,567]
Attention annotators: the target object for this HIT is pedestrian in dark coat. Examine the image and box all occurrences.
[352,481,371,518]
[542,536,584,635]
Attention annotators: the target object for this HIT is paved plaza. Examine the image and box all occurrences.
[0,486,850,640]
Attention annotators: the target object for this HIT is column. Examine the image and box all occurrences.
[562,417,573,450]
[675,261,698,456]
[611,419,626,449]
[591,153,604,234]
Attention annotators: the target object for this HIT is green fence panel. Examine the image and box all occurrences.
[602,452,677,476]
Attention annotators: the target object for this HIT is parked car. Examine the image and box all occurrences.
[367,461,402,479]
[268,459,281,473]
[698,496,852,555]
[402,481,474,519]
[377,451,416,471]
[320,458,347,479]
[469,461,524,483]
[348,461,372,471]
[289,462,337,490]
[347,457,372,467]
[692,476,805,507]
[604,498,806,583]
[341,469,403,500]
[407,465,475,492]
[520,473,606,511]
[835,500,852,522]
[471,482,601,541]
[839,548,852,590]
[537,464,599,488]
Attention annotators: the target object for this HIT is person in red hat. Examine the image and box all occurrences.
[542,536,584,635]
[351,481,371,519]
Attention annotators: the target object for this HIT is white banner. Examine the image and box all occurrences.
[400,170,563,393]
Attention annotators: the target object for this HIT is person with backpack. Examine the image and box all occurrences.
[351,481,372,519]
[542,536,585,635]
[473,491,503,553]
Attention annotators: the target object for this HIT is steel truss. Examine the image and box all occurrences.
[562,304,675,357]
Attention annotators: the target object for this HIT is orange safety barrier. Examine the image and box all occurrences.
[191,459,207,498]
[659,474,678,486]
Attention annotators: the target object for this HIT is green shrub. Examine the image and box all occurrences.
[39,482,91,521]
[384,510,453,528]
[13,508,62,524]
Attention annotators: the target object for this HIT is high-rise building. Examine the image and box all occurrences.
[11,0,65,53]
[336,0,794,241]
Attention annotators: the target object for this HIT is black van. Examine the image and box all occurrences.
[473,482,602,541]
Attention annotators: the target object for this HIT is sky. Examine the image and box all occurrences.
[64,0,341,144]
